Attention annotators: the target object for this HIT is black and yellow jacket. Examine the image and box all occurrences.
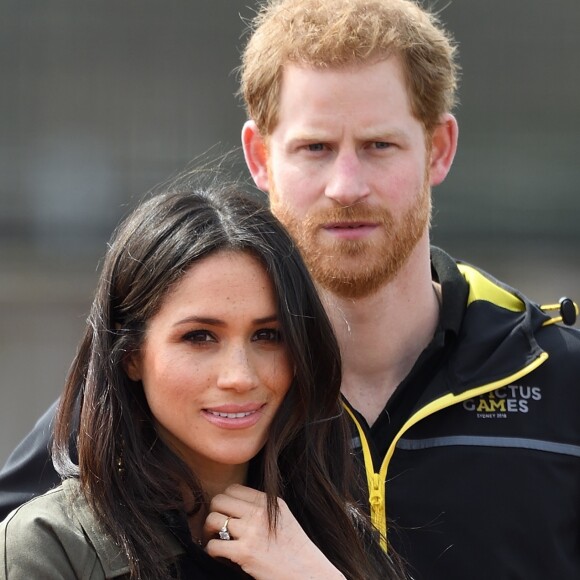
[346,247,580,580]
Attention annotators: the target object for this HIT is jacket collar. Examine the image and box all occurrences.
[429,246,550,397]
[63,479,185,578]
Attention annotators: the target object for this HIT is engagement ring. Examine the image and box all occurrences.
[219,516,231,540]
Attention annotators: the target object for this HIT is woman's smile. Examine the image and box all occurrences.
[202,404,266,428]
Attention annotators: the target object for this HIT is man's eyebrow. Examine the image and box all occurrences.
[287,126,409,142]
[362,127,408,140]
[286,130,335,142]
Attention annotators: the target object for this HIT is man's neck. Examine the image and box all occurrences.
[322,243,440,426]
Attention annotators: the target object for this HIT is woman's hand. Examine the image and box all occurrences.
[203,484,345,580]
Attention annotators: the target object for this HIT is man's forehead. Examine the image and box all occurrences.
[274,57,414,128]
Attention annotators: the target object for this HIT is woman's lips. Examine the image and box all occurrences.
[202,404,266,429]
[207,410,255,419]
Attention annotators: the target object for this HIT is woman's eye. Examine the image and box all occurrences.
[184,330,215,343]
[253,328,283,343]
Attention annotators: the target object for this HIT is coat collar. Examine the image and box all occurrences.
[63,479,185,578]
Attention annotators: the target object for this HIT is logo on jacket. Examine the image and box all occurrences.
[462,385,542,418]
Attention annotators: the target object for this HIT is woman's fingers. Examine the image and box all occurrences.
[203,510,253,568]
[210,484,266,517]
[204,484,270,539]
[203,485,272,565]
[204,511,238,540]
[203,492,270,542]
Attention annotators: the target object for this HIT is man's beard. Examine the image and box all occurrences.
[271,180,431,300]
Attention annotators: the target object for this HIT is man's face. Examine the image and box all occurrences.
[254,57,435,299]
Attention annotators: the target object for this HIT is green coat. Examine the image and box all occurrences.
[0,478,184,579]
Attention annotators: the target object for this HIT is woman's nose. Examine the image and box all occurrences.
[216,346,259,392]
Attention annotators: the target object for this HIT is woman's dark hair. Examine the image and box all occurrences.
[53,176,404,579]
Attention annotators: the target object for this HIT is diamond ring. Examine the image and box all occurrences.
[219,516,232,540]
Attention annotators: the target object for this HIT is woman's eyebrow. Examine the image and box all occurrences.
[172,314,279,328]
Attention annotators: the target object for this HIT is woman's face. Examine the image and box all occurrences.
[127,250,293,477]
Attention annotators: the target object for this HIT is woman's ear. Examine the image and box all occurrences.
[429,113,459,187]
[124,353,142,382]
[241,120,271,192]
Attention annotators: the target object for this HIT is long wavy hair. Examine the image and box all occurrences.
[53,177,404,579]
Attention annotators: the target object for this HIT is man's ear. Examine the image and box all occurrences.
[124,353,142,382]
[429,113,458,187]
[241,120,271,192]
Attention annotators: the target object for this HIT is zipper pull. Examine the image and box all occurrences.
[370,473,388,551]
[370,473,382,515]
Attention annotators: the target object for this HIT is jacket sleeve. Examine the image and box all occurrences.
[0,400,62,521]
[0,488,103,580]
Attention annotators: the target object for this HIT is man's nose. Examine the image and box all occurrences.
[324,151,370,206]
[216,346,259,393]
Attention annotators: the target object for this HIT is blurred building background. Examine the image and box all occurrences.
[1,0,579,464]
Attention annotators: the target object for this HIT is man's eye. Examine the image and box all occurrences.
[307,143,325,152]
[253,329,283,343]
[373,141,392,149]
[184,330,215,343]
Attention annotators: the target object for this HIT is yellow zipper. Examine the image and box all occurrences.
[344,405,388,550]
[343,351,548,552]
